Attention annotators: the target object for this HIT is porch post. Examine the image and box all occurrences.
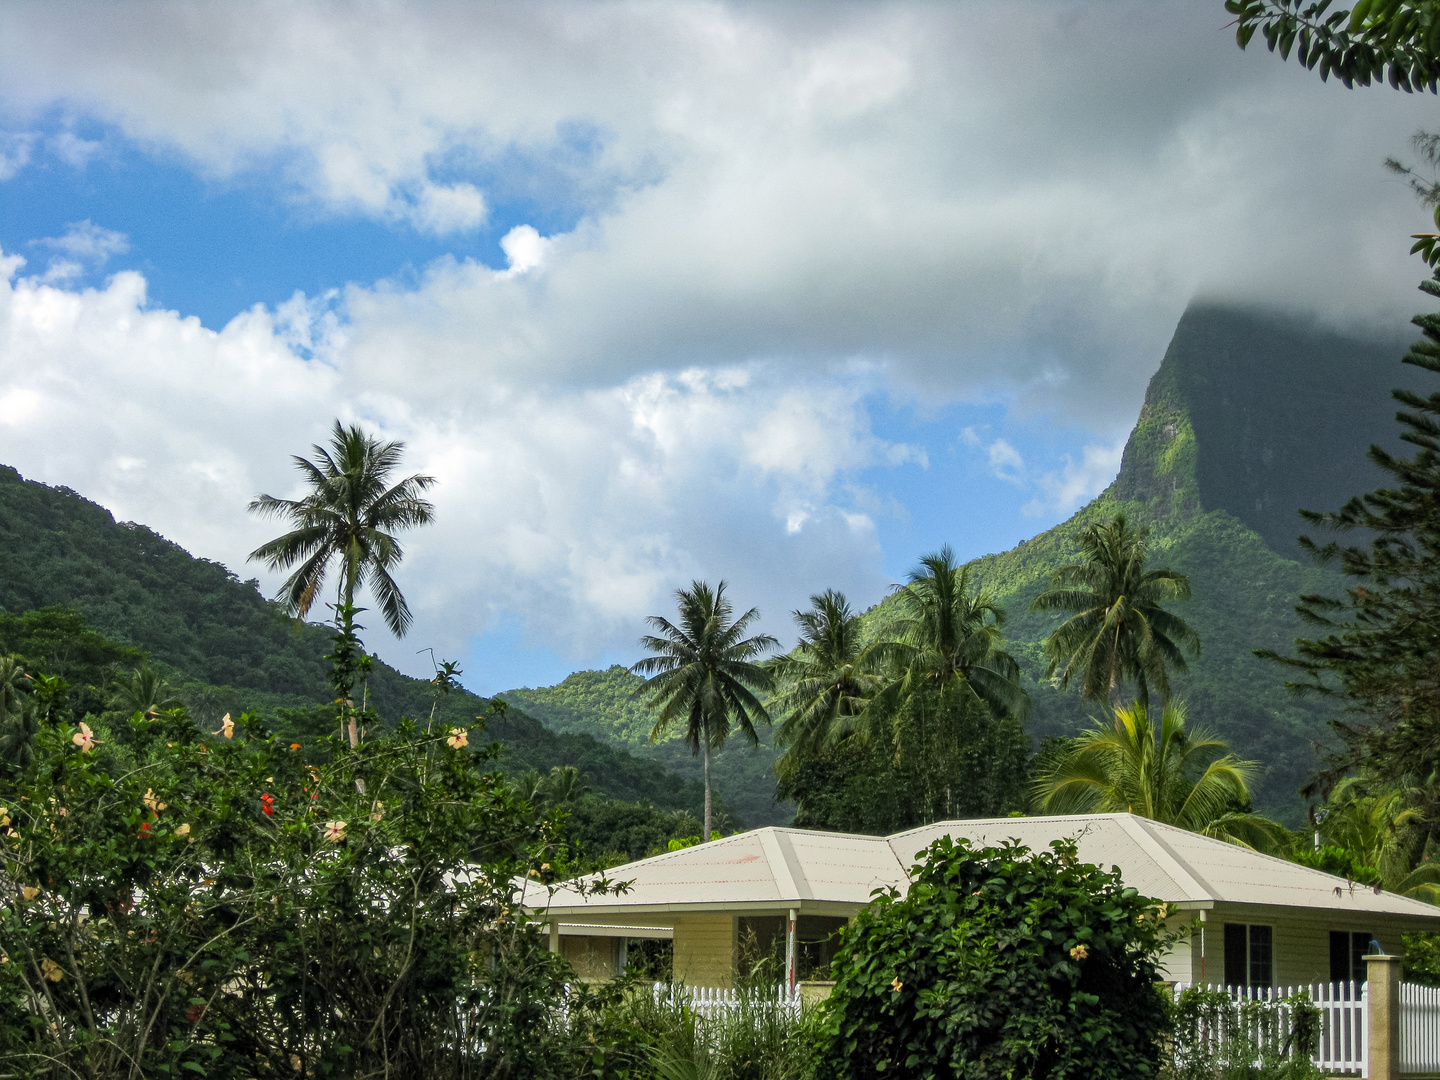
[786,908,798,992]
[548,920,560,954]
[1365,952,1402,1080]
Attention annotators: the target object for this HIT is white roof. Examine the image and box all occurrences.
[532,813,1440,920]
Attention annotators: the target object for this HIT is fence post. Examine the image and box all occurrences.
[1367,954,1403,1080]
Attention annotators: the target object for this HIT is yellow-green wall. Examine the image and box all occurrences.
[673,914,736,987]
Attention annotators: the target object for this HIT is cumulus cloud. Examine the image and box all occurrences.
[986,439,1026,485]
[0,1,1435,673]
[1023,437,1128,518]
[0,130,34,180]
[29,220,131,284]
[498,224,550,276]
[0,254,902,672]
[0,3,1434,427]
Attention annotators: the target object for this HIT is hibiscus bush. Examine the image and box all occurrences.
[814,836,1174,1080]
[0,621,625,1079]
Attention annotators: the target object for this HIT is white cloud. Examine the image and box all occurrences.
[407,181,487,236]
[986,439,1026,485]
[0,255,899,674]
[498,225,550,276]
[1023,437,1127,518]
[49,129,101,167]
[29,221,131,284]
[0,1,1436,673]
[0,130,33,179]
[35,220,130,262]
[0,3,1434,427]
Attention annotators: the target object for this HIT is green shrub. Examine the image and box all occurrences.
[1164,985,1324,1080]
[815,836,1173,1080]
[628,985,817,1080]
[0,698,624,1079]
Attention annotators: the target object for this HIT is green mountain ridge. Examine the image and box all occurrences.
[961,304,1418,822]
[511,304,1421,827]
[502,666,789,828]
[0,464,716,816]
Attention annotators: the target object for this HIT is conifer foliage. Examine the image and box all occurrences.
[1260,279,1440,839]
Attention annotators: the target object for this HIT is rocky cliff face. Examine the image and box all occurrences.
[1111,304,1411,553]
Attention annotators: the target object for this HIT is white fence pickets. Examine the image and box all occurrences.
[1402,981,1440,1074]
[653,978,1440,1076]
[653,983,801,1022]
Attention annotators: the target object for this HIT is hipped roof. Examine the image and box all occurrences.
[527,813,1440,920]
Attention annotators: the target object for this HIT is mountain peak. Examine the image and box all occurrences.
[1110,303,1410,554]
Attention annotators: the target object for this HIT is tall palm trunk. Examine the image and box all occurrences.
[702,737,712,842]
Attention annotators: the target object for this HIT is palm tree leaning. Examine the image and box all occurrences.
[1031,699,1290,853]
[633,581,777,842]
[248,420,437,639]
[769,590,885,777]
[1031,514,1199,709]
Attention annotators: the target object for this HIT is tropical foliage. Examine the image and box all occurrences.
[1032,514,1200,709]
[768,554,1032,834]
[769,590,885,771]
[248,419,437,638]
[502,665,776,828]
[0,623,634,1079]
[633,580,778,841]
[1226,0,1440,93]
[877,547,1030,723]
[816,836,1173,1080]
[1031,700,1291,853]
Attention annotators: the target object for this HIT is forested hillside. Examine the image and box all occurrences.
[503,666,788,827]
[950,305,1415,822]
[0,465,714,816]
[509,305,1419,827]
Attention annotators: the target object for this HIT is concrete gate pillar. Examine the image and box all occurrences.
[1366,953,1403,1080]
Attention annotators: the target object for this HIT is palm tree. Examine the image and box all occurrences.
[1031,699,1290,853]
[111,667,184,717]
[1318,776,1440,901]
[1031,514,1199,709]
[769,590,885,776]
[632,581,778,841]
[875,546,1029,722]
[248,420,437,638]
[0,657,35,774]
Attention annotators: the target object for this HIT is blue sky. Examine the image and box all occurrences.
[0,2,1433,693]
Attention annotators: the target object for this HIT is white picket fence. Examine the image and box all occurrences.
[1172,982,1368,1075]
[653,983,802,1022]
[1402,981,1440,1074]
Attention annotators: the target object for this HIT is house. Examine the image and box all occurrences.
[524,812,1440,989]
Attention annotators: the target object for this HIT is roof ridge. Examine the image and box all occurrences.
[759,829,803,901]
[1118,815,1216,900]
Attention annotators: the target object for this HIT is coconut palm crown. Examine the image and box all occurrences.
[769,590,886,774]
[874,546,1030,723]
[632,580,778,842]
[248,421,436,638]
[1031,514,1199,709]
[1031,699,1290,853]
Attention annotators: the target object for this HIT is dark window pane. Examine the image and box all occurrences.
[1249,925,1273,989]
[1353,931,1374,983]
[1331,931,1350,983]
[1224,923,1248,987]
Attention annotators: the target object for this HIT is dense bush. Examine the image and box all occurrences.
[815,836,1172,1080]
[0,694,627,1079]
[1164,985,1323,1080]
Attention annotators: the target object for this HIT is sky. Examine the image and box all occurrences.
[0,1,1437,694]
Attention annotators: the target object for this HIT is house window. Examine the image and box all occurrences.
[1329,930,1375,984]
[1223,923,1273,989]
